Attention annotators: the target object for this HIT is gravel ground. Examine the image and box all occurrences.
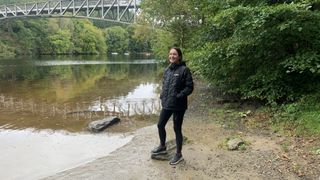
[43,79,320,180]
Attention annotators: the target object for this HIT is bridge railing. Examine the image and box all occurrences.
[0,0,140,23]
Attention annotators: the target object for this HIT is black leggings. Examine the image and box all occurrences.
[157,109,186,154]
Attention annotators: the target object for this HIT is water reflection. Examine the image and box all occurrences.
[0,55,161,179]
[34,59,157,66]
[0,55,161,132]
[89,83,160,116]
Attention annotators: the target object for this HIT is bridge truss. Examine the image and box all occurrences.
[0,0,140,24]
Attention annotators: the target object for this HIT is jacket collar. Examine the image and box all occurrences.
[169,61,185,70]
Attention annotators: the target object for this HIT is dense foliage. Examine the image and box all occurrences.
[0,17,152,55]
[141,0,200,57]
[142,0,320,103]
[141,0,320,134]
[104,26,129,54]
[0,0,152,56]
[190,2,320,104]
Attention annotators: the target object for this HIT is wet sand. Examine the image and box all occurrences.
[0,129,132,180]
[43,120,299,180]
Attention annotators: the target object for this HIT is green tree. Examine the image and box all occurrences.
[72,20,107,54]
[127,24,152,53]
[49,29,73,54]
[104,26,129,54]
[141,0,200,58]
[189,1,320,103]
[150,28,175,59]
[7,19,50,55]
[0,40,14,57]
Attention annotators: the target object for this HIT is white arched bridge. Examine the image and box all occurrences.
[0,0,141,24]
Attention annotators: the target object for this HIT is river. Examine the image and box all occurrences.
[0,54,161,179]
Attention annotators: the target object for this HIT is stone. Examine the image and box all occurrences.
[151,153,170,161]
[88,116,120,132]
[151,137,188,160]
[227,138,245,150]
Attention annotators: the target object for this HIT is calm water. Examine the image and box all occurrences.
[0,55,161,179]
[0,55,161,132]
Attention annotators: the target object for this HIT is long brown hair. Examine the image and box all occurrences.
[170,47,183,61]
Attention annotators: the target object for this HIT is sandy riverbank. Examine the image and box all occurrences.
[43,79,319,180]
[44,119,302,180]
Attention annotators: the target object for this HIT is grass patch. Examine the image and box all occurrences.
[206,94,320,137]
[296,111,320,135]
[208,108,241,128]
[270,95,320,136]
[311,147,320,155]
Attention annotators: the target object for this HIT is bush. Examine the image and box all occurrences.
[189,3,320,104]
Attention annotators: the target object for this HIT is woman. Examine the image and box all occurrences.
[151,47,194,165]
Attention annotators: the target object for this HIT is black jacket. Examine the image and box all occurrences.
[160,62,194,110]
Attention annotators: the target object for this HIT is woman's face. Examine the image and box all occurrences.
[169,49,180,64]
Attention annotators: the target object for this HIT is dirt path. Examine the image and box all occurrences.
[43,79,320,180]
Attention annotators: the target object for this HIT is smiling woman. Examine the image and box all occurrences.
[151,47,194,165]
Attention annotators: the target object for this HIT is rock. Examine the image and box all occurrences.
[227,138,245,150]
[151,139,176,161]
[151,153,170,161]
[151,137,189,160]
[88,117,120,132]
